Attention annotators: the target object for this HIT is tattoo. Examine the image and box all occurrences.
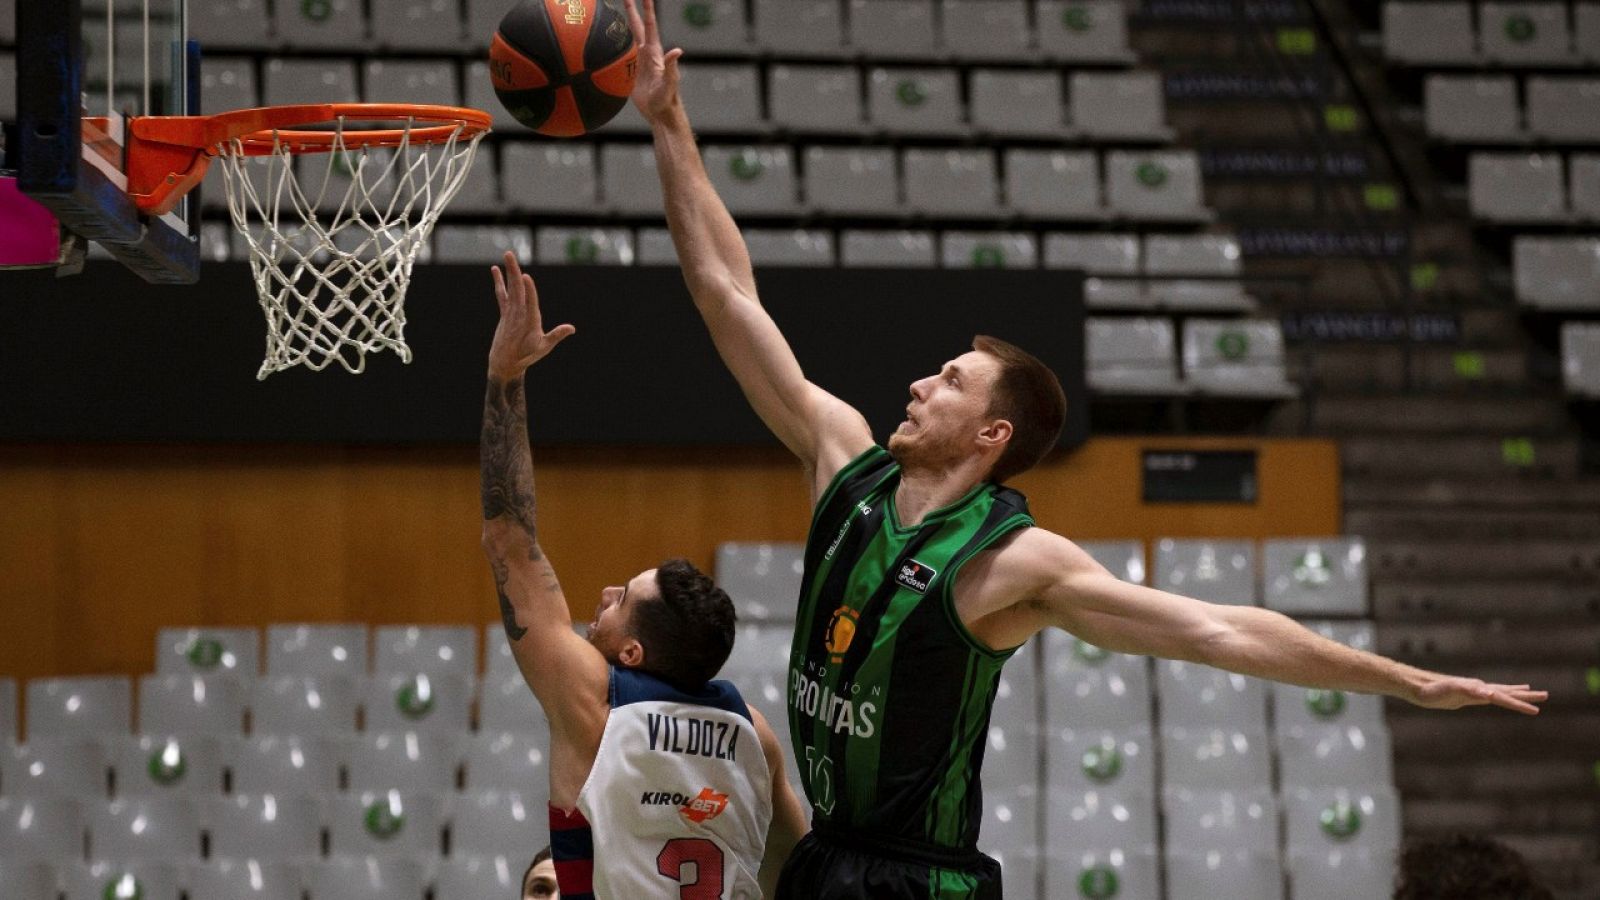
[490,558,529,642]
[481,377,538,537]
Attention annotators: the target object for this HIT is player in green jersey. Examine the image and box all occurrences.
[622,2,1548,897]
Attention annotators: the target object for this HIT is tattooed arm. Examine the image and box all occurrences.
[480,252,609,724]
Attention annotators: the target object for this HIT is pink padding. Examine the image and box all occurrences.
[0,177,62,267]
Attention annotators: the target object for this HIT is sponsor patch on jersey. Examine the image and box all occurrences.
[825,605,860,663]
[895,559,936,594]
[679,787,730,824]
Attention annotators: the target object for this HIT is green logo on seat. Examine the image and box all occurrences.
[1306,688,1347,719]
[1073,639,1110,664]
[565,236,600,264]
[730,149,764,181]
[971,245,1006,268]
[1134,162,1167,188]
[301,0,333,22]
[1079,865,1120,898]
[186,638,224,670]
[1216,331,1249,361]
[1063,6,1092,31]
[102,873,143,900]
[896,80,928,108]
[365,799,405,839]
[684,2,713,28]
[1501,437,1536,467]
[1505,15,1536,43]
[1293,550,1332,588]
[147,741,187,786]
[1081,740,1124,783]
[1320,799,1362,839]
[396,678,436,720]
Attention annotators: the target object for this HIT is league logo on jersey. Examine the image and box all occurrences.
[895,559,937,594]
[680,787,730,824]
[825,605,860,663]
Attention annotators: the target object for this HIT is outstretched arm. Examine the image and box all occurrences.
[623,0,872,498]
[1003,530,1547,715]
[480,252,609,723]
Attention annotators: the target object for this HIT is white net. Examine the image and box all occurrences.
[215,117,486,379]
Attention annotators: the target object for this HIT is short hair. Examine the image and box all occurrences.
[1393,835,1554,900]
[629,558,737,690]
[522,845,553,894]
[972,335,1067,483]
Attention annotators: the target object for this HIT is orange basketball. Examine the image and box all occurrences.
[489,0,639,137]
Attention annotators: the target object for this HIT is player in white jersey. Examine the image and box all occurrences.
[480,253,810,899]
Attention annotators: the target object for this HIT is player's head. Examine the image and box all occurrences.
[1392,834,1553,900]
[522,845,558,899]
[889,335,1066,484]
[588,558,736,690]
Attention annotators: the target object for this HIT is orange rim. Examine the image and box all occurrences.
[223,103,494,155]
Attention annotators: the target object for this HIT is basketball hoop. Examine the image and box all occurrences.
[127,104,493,378]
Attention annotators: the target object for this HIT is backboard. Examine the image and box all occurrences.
[13,0,200,283]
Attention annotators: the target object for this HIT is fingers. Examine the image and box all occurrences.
[548,323,577,347]
[623,0,647,44]
[664,46,684,70]
[641,0,661,46]
[491,265,508,304]
[1487,691,1542,716]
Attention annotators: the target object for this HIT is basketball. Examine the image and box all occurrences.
[489,0,639,137]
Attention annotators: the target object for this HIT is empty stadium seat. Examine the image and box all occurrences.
[155,627,259,678]
[1383,2,1475,64]
[372,626,476,679]
[658,0,749,54]
[1087,317,1185,396]
[1283,786,1402,857]
[1580,3,1600,62]
[978,786,1038,860]
[1144,235,1242,277]
[1277,724,1395,791]
[1563,321,1600,397]
[262,59,359,107]
[702,146,799,214]
[1182,319,1297,397]
[207,793,324,862]
[306,856,429,900]
[1569,155,1600,220]
[1,737,106,799]
[1045,848,1161,900]
[347,732,462,794]
[62,861,182,900]
[1261,538,1368,616]
[941,0,1032,61]
[1288,848,1394,900]
[1272,675,1385,732]
[1479,1,1572,65]
[1160,726,1273,791]
[1004,150,1102,219]
[371,0,462,50]
[755,0,846,56]
[867,68,965,135]
[1154,539,1257,606]
[1526,78,1600,141]
[250,675,359,734]
[678,64,764,133]
[363,673,473,735]
[451,791,545,859]
[970,70,1067,138]
[189,0,270,49]
[1072,72,1171,141]
[637,227,680,265]
[1043,233,1139,275]
[433,226,537,264]
[1041,631,1153,731]
[275,0,363,46]
[983,722,1040,800]
[847,0,937,58]
[537,227,637,265]
[941,232,1038,268]
[1513,236,1600,309]
[200,59,259,120]
[1044,790,1159,855]
[990,639,1039,734]
[266,624,368,678]
[1037,0,1133,62]
[905,149,1000,216]
[803,147,899,215]
[839,230,938,267]
[769,65,862,132]
[1077,540,1147,584]
[327,791,444,858]
[746,229,836,266]
[27,677,131,739]
[462,731,551,798]
[503,141,600,214]
[1105,151,1209,221]
[110,735,224,796]
[478,673,550,734]
[137,675,246,738]
[363,60,458,108]
[86,796,202,861]
[1469,153,1567,222]
[436,856,520,900]
[1166,850,1285,900]
[228,734,344,795]
[1047,727,1156,796]
[1162,787,1279,854]
[1147,280,1256,313]
[1157,659,1269,730]
[1424,75,1520,142]
[0,861,57,900]
[0,795,85,862]
[188,859,303,900]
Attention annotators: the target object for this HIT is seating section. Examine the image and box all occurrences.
[1562,321,1600,398]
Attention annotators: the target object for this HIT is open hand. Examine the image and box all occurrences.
[1410,675,1547,716]
[623,0,684,122]
[488,251,575,378]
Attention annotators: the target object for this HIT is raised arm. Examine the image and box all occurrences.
[623,0,872,496]
[1001,530,1547,715]
[480,252,609,724]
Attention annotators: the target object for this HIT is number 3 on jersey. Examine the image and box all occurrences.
[657,838,726,899]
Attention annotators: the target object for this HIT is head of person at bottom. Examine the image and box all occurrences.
[889,335,1067,485]
[523,846,558,899]
[1392,834,1554,900]
[586,558,736,692]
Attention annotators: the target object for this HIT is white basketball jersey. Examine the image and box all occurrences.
[553,668,772,900]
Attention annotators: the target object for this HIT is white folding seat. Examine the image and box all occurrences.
[275,0,365,48]
[1382,2,1475,63]
[1288,848,1394,900]
[1144,235,1242,277]
[1163,787,1278,855]
[978,787,1038,859]
[0,796,85,861]
[502,142,597,213]
[1262,537,1368,616]
[188,859,304,900]
[755,0,846,56]
[363,673,474,735]
[363,61,458,107]
[1147,280,1255,312]
[0,861,57,900]
[745,229,835,266]
[1166,850,1285,900]
[1182,319,1297,397]
[1087,317,1185,396]
[970,70,1067,138]
[1569,154,1600,220]
[207,793,324,862]
[86,796,202,861]
[982,721,1039,798]
[434,225,537,264]
[347,732,462,794]
[327,791,444,858]
[1513,236,1600,309]
[479,672,554,735]
[465,61,522,131]
[1047,727,1155,796]
[62,862,182,900]
[1154,539,1256,606]
[941,232,1037,268]
[657,0,749,53]
[1160,726,1273,791]
[678,64,764,133]
[266,624,368,678]
[1083,277,1146,309]
[250,675,359,734]
[1469,153,1566,222]
[1071,72,1171,141]
[1425,76,1520,142]
[1157,659,1268,730]
[1044,790,1158,856]
[1,738,107,798]
[990,639,1039,733]
[904,149,999,216]
[306,856,429,900]
[1272,682,1385,732]
[1564,321,1600,397]
[1037,0,1133,63]
[839,230,938,267]
[436,856,520,900]
[1278,724,1394,792]
[1043,233,1138,275]
[1006,151,1102,219]
[0,678,13,743]
[451,791,545,859]
[1479,1,1572,65]
[371,0,463,50]
[110,735,225,796]
[1581,3,1600,63]
[28,676,131,739]
[1283,786,1401,858]
[637,227,679,264]
[228,735,343,795]
[373,625,476,679]
[537,227,637,265]
[715,542,805,623]
[770,65,863,132]
[702,146,799,214]
[1078,540,1147,584]
[462,731,551,798]
[1106,150,1209,221]
[189,0,271,50]
[602,144,667,215]
[199,60,260,122]
[1526,78,1600,141]
[138,675,246,738]
[804,147,899,215]
[1044,848,1160,900]
[262,59,359,107]
[155,627,259,678]
[940,0,1032,61]
[867,68,965,136]
[1041,630,1152,732]
[848,0,937,58]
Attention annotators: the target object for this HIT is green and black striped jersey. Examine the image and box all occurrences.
[788,445,1034,851]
